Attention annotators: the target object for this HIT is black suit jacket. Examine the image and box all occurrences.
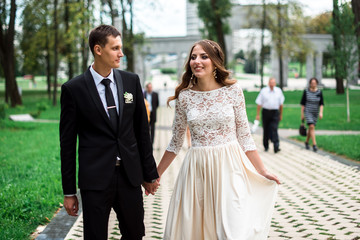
[60,68,158,195]
[144,91,159,122]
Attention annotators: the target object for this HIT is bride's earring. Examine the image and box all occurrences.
[213,67,217,79]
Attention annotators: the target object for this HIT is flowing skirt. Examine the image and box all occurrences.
[163,141,278,240]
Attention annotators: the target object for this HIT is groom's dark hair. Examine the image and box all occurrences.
[89,24,121,56]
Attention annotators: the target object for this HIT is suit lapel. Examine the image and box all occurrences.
[114,69,124,130]
[84,69,114,131]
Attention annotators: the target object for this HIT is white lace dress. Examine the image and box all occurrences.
[163,82,278,240]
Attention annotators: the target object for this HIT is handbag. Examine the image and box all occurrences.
[299,119,307,136]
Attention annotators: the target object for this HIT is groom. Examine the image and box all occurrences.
[60,25,159,239]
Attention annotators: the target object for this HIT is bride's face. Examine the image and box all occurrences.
[190,45,215,80]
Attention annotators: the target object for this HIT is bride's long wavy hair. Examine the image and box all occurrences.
[167,39,235,105]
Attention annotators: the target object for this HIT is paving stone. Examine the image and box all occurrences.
[51,106,360,239]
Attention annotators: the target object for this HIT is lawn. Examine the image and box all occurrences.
[243,89,360,130]
[291,135,360,161]
[0,91,63,239]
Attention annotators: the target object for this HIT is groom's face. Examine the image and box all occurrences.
[97,35,124,69]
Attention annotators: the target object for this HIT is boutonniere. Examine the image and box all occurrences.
[124,92,133,103]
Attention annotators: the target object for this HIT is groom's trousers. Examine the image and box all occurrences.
[80,163,144,240]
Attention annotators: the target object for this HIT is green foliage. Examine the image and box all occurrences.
[20,0,51,76]
[234,49,245,60]
[329,2,359,82]
[244,50,257,74]
[160,68,177,74]
[265,2,309,58]
[189,0,232,41]
[305,12,332,34]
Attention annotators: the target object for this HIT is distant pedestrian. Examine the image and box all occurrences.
[144,82,159,144]
[255,77,285,153]
[300,77,324,152]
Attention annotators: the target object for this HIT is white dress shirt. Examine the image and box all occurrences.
[255,86,285,110]
[90,64,119,116]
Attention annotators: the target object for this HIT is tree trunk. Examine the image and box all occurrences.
[277,0,283,89]
[352,0,360,79]
[46,24,52,99]
[0,0,22,107]
[260,0,266,89]
[333,0,345,94]
[65,0,74,81]
[81,0,90,72]
[53,0,58,106]
[211,0,227,66]
[108,0,115,25]
[127,0,134,72]
[120,0,134,72]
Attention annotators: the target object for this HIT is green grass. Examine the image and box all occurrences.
[291,135,360,161]
[243,89,360,161]
[0,93,62,239]
[244,89,360,130]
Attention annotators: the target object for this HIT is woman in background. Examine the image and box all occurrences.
[300,77,324,152]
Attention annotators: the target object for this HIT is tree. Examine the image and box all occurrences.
[246,0,308,89]
[244,50,257,74]
[0,0,22,106]
[259,0,267,88]
[189,0,232,65]
[64,0,75,81]
[305,12,332,34]
[332,0,345,94]
[352,0,360,78]
[267,0,307,89]
[53,0,59,106]
[330,2,358,122]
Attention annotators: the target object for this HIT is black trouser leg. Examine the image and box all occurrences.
[80,165,144,240]
[270,112,280,150]
[113,165,144,240]
[262,110,270,150]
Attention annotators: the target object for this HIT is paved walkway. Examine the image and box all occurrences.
[37,106,360,240]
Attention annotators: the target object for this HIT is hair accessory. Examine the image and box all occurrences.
[206,41,216,49]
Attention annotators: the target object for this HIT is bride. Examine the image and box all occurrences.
[157,39,280,240]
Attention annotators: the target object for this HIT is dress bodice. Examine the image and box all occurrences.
[167,82,256,154]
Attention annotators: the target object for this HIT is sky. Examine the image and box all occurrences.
[132,0,335,38]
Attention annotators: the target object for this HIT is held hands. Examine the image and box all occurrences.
[142,178,160,196]
[63,195,79,216]
[255,115,260,121]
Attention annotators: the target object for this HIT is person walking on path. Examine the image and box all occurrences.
[60,24,159,240]
[300,77,324,152]
[156,39,280,240]
[144,82,159,145]
[255,77,285,153]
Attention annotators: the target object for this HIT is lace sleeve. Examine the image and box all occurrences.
[233,85,257,152]
[166,93,187,154]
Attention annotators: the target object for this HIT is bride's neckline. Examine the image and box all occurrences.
[189,85,227,93]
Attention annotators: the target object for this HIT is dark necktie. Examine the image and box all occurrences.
[101,79,118,132]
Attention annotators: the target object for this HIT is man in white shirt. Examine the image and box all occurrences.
[255,77,285,153]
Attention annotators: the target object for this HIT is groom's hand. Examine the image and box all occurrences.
[142,179,160,196]
[64,195,79,216]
